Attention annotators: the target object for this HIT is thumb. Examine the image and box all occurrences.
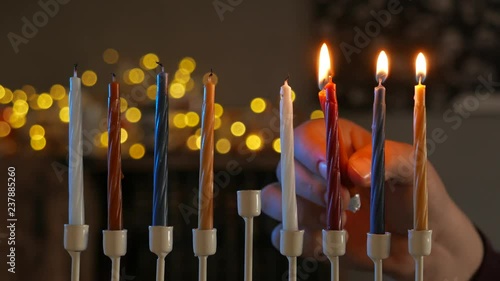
[348,141,415,187]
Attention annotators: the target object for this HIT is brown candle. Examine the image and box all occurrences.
[107,74,123,230]
[198,72,215,230]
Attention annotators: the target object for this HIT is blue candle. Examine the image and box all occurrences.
[370,51,388,234]
[152,63,169,226]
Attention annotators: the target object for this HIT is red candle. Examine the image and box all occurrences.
[107,74,123,230]
[318,44,342,230]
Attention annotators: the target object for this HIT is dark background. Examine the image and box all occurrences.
[0,0,500,280]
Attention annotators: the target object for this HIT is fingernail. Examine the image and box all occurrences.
[318,161,327,179]
[351,157,371,183]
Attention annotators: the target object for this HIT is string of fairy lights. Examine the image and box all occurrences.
[0,49,326,159]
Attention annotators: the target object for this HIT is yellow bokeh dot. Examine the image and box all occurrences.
[9,114,26,129]
[50,84,66,100]
[0,85,5,99]
[273,138,281,153]
[22,85,36,96]
[103,48,119,64]
[0,121,11,137]
[179,57,196,73]
[214,103,223,117]
[82,70,98,87]
[2,107,12,121]
[29,124,45,140]
[291,90,296,102]
[230,121,246,137]
[120,128,128,143]
[250,98,266,113]
[175,69,190,84]
[214,117,222,130]
[310,110,325,120]
[196,136,201,149]
[216,138,231,154]
[59,107,69,123]
[147,85,157,100]
[58,95,69,108]
[173,113,187,128]
[0,88,13,104]
[195,128,201,136]
[125,107,141,123]
[120,98,128,113]
[31,137,46,151]
[185,79,195,91]
[141,53,159,70]
[129,143,145,159]
[186,135,199,150]
[128,68,145,84]
[246,134,262,151]
[13,90,27,102]
[100,132,108,147]
[28,94,39,110]
[186,111,199,127]
[202,72,218,85]
[169,83,185,99]
[13,100,29,115]
[37,93,53,109]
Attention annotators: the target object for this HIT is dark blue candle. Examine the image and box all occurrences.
[370,51,388,234]
[152,63,169,226]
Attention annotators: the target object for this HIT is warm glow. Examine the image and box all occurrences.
[0,121,11,137]
[230,121,246,136]
[310,110,325,119]
[9,114,26,128]
[187,135,199,150]
[82,70,98,86]
[13,100,29,115]
[37,93,53,109]
[31,137,46,151]
[147,85,157,100]
[246,134,262,151]
[250,98,266,113]
[173,113,187,128]
[186,111,200,127]
[416,52,427,83]
[50,84,66,100]
[125,107,141,123]
[216,138,231,154]
[120,98,128,113]
[141,53,159,70]
[214,117,222,130]
[0,85,5,99]
[272,138,281,153]
[214,103,223,117]
[128,68,145,84]
[129,143,146,159]
[169,83,186,99]
[121,128,128,143]
[59,107,70,123]
[100,132,108,147]
[318,43,332,89]
[29,125,45,140]
[179,57,196,73]
[376,51,389,83]
[0,88,13,104]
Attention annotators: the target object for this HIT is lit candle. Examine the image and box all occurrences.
[68,64,84,225]
[107,73,123,230]
[198,71,215,230]
[280,77,298,231]
[414,53,428,230]
[370,51,388,234]
[152,63,169,226]
[318,43,342,231]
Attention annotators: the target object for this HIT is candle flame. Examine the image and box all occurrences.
[376,51,389,83]
[416,52,427,83]
[318,43,332,89]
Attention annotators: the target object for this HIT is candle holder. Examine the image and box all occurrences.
[367,232,391,281]
[408,229,432,281]
[103,229,128,281]
[280,229,304,281]
[64,224,89,281]
[192,228,217,281]
[149,226,174,281]
[322,230,346,281]
[237,190,262,281]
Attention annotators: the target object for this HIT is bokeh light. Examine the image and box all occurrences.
[0,88,13,104]
[22,85,36,96]
[214,117,222,130]
[129,143,146,159]
[186,111,199,127]
[9,114,26,129]
[13,90,27,102]
[59,107,69,123]
[13,100,29,115]
[29,125,45,140]
[187,135,198,150]
[250,98,266,113]
[246,134,262,151]
[173,113,187,128]
[174,69,190,84]
[214,103,223,117]
[216,138,231,154]
[103,48,119,64]
[120,128,128,143]
[147,85,157,100]
[0,121,11,137]
[82,70,98,86]
[128,68,145,84]
[179,57,196,73]
[196,136,201,149]
[310,110,324,119]
[185,79,195,91]
[31,137,46,151]
[273,138,281,153]
[291,90,296,102]
[125,107,141,123]
[120,98,128,113]
[230,121,246,136]
[169,83,185,99]
[37,93,53,109]
[141,53,159,70]
[58,95,69,108]
[50,84,66,100]
[100,132,108,147]
[0,85,5,99]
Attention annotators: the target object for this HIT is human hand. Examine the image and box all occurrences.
[261,118,483,281]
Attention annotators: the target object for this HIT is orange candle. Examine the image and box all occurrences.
[107,74,123,230]
[198,71,215,230]
[414,53,428,230]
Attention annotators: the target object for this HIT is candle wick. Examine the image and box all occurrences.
[112,73,116,82]
[156,61,164,72]
[378,78,383,86]
[209,68,213,77]
[418,75,422,85]
[73,63,78,77]
[285,73,290,83]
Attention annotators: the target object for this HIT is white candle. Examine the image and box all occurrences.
[280,79,298,231]
[68,65,84,225]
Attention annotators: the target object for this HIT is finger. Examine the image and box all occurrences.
[276,160,327,206]
[348,141,415,187]
[261,182,283,222]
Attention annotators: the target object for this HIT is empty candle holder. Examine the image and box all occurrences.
[237,190,262,281]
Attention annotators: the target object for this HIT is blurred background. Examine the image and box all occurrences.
[0,0,499,280]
